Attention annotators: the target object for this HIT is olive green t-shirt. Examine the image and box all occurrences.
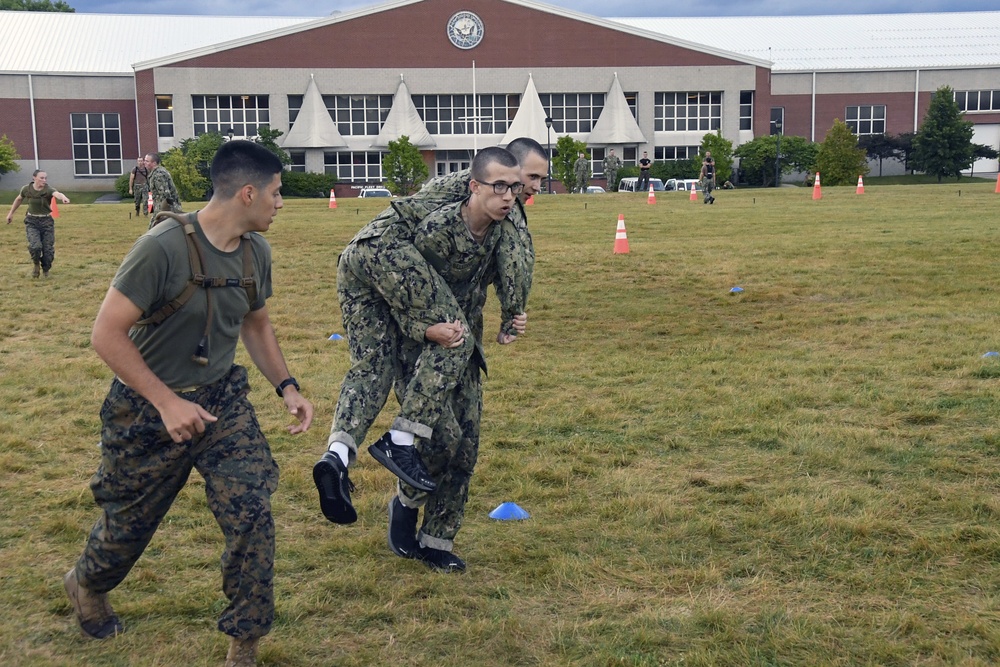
[111,214,273,389]
[19,183,55,216]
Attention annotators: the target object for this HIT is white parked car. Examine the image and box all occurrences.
[358,187,392,198]
[618,177,665,192]
[665,178,702,192]
[585,186,606,194]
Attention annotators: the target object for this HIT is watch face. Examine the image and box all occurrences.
[447,11,484,50]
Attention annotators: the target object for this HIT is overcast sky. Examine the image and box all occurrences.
[65,0,1000,18]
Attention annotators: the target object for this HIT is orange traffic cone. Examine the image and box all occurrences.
[689,184,698,202]
[995,173,1000,194]
[328,189,338,209]
[647,184,656,205]
[50,196,59,218]
[525,194,534,206]
[812,172,822,200]
[856,175,864,194]
[147,190,154,213]
[613,214,630,254]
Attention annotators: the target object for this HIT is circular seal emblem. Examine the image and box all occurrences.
[447,11,484,50]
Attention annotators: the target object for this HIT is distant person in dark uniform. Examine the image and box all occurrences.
[637,151,651,191]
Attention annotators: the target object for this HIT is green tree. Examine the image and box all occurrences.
[970,143,999,177]
[180,132,226,181]
[382,135,428,196]
[553,136,588,193]
[253,126,291,166]
[814,119,869,186]
[0,0,74,10]
[0,134,21,176]
[889,132,916,173]
[912,86,975,182]
[161,147,209,202]
[734,134,817,187]
[693,132,734,183]
[858,134,895,177]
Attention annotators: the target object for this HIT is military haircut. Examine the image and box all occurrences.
[210,140,283,199]
[470,146,518,182]
[506,137,546,165]
[145,152,161,166]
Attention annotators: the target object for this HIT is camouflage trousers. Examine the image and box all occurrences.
[72,364,279,640]
[396,338,483,551]
[133,185,148,215]
[24,214,55,272]
[329,230,474,461]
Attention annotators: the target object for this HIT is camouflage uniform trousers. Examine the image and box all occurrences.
[72,364,279,640]
[147,167,183,229]
[133,184,149,216]
[395,336,483,552]
[23,214,55,272]
[329,225,474,461]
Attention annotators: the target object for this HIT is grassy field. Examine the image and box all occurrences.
[2,182,1000,666]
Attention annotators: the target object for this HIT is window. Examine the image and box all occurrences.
[740,91,754,131]
[845,105,885,135]
[288,151,306,173]
[288,94,392,136]
[70,113,122,177]
[192,95,269,138]
[655,92,721,132]
[955,90,1000,113]
[435,150,473,176]
[622,146,637,167]
[539,93,605,133]
[324,151,384,181]
[156,95,173,138]
[412,94,518,135]
[655,146,699,161]
[770,107,785,135]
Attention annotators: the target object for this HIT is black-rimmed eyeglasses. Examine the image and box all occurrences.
[476,180,524,195]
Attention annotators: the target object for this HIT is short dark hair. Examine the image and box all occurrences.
[210,140,283,199]
[470,146,518,182]
[144,152,161,165]
[506,137,546,165]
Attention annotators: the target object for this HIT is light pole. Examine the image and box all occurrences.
[545,116,553,194]
[771,119,782,187]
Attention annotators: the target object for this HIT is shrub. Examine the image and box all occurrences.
[280,171,338,198]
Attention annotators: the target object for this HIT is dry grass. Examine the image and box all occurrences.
[2,183,1000,666]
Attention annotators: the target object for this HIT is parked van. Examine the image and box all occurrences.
[665,179,701,192]
[618,177,664,193]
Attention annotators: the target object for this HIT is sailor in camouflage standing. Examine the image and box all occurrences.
[574,151,591,193]
[144,152,183,226]
[6,169,70,278]
[128,157,150,217]
[602,148,623,191]
[64,141,312,667]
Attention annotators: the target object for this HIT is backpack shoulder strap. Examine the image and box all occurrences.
[134,213,202,326]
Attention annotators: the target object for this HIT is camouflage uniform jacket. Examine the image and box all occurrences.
[413,169,533,337]
[147,165,183,218]
[348,169,534,338]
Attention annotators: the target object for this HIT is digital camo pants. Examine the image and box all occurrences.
[396,341,483,552]
[329,230,474,461]
[24,214,54,272]
[73,365,279,640]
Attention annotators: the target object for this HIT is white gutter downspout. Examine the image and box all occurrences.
[133,66,142,158]
[811,71,817,142]
[28,74,39,170]
[913,69,921,132]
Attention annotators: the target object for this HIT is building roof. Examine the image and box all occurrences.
[610,12,1000,72]
[1,7,997,76]
[0,10,311,75]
